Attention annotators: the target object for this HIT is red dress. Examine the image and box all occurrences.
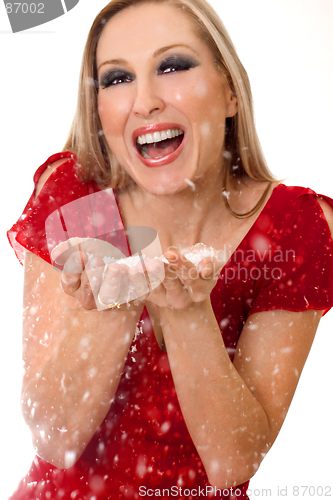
[7,152,333,500]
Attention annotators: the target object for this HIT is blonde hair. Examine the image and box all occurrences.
[64,0,276,202]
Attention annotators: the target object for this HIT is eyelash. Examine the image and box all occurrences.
[99,56,198,89]
[100,71,133,89]
[157,56,198,75]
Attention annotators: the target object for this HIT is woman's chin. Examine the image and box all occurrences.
[138,173,196,196]
[120,153,199,195]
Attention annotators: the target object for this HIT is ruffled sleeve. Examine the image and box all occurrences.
[7,152,129,267]
[248,185,333,317]
[7,152,79,265]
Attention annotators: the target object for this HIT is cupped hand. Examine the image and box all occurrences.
[55,238,222,312]
[55,238,122,310]
[55,238,164,310]
[143,248,223,310]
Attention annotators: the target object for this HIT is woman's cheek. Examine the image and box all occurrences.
[98,95,132,130]
[193,81,209,99]
[169,81,209,107]
[200,122,212,137]
[97,102,108,129]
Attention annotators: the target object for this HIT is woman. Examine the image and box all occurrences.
[7,0,333,498]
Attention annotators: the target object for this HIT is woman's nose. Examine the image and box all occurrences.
[132,79,165,118]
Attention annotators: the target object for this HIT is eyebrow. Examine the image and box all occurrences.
[98,44,198,71]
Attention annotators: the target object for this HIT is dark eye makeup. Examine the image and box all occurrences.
[99,70,134,89]
[99,55,199,89]
[157,55,199,74]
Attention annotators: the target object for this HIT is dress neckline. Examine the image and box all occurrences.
[220,183,282,271]
[112,183,283,264]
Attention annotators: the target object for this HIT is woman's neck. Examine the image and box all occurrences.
[122,174,229,248]
[117,172,275,252]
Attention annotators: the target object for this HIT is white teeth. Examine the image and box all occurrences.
[137,128,184,145]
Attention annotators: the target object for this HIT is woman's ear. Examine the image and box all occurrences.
[225,87,238,118]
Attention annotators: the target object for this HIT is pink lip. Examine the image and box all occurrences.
[132,122,186,168]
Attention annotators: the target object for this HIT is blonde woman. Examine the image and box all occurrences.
[7,0,333,499]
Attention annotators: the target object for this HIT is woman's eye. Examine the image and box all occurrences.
[100,71,133,89]
[158,56,199,75]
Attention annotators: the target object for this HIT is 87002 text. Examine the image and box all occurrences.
[247,485,331,497]
[5,3,45,14]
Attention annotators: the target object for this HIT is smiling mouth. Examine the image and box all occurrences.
[136,128,184,159]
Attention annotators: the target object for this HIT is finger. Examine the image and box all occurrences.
[144,258,165,289]
[162,264,191,309]
[116,263,143,304]
[190,258,222,302]
[75,269,100,309]
[85,256,105,295]
[164,250,186,274]
[51,238,90,265]
[198,257,223,280]
[127,266,150,301]
[163,253,189,287]
[62,249,87,274]
[61,272,81,296]
[198,258,215,279]
[61,251,89,295]
[98,263,122,305]
[164,253,218,304]
[165,250,199,284]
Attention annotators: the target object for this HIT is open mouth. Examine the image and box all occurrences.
[135,128,184,159]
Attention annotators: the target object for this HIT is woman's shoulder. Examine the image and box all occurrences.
[247,183,333,317]
[7,152,97,266]
[317,198,333,238]
[34,152,75,197]
[271,183,333,238]
[273,182,333,203]
[33,151,85,199]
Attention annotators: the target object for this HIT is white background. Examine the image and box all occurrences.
[1,0,332,498]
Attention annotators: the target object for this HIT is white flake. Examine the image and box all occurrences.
[65,451,77,469]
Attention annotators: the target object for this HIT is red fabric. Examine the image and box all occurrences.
[7,153,333,500]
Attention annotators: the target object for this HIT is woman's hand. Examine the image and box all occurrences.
[144,248,222,310]
[55,239,222,311]
[54,237,161,310]
[52,237,124,310]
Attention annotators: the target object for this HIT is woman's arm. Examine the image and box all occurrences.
[21,157,161,468]
[152,201,333,489]
[21,251,143,468]
[158,303,321,489]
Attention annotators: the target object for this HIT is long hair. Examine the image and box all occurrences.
[64,0,276,207]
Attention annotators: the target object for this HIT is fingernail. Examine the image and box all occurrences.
[165,251,177,262]
[146,260,158,272]
[89,257,101,269]
[109,265,119,275]
[202,263,213,278]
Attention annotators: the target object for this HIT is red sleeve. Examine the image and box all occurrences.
[249,187,333,317]
[7,152,129,267]
[7,152,79,265]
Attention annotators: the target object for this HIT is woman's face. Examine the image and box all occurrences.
[96,2,237,195]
